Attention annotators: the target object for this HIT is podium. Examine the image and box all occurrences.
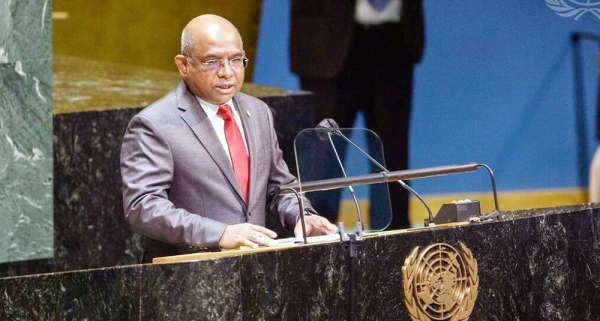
[1,203,599,320]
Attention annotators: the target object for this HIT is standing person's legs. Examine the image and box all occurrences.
[366,63,413,230]
[330,25,378,228]
[336,23,412,230]
[364,24,415,230]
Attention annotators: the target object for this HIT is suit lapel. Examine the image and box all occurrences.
[176,82,246,206]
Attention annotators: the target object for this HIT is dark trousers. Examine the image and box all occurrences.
[300,23,414,230]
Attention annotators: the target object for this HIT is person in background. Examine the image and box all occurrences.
[121,14,337,263]
[290,0,425,229]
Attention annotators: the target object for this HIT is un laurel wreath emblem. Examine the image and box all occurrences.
[402,242,479,321]
[545,0,600,20]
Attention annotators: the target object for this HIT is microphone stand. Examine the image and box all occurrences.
[323,131,364,236]
[324,131,364,321]
[316,121,368,321]
[329,128,436,227]
[338,222,363,321]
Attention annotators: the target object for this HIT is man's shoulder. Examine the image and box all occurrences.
[137,87,180,120]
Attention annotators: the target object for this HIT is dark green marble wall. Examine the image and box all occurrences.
[0,0,53,263]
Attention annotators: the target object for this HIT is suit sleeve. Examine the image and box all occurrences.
[120,114,227,247]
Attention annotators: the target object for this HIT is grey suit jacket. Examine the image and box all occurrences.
[120,81,311,259]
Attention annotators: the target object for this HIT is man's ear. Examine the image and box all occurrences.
[174,55,188,77]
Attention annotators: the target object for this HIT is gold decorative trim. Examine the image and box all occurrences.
[402,242,479,320]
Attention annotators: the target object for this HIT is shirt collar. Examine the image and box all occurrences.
[196,97,235,121]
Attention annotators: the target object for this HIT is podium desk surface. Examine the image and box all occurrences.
[151,221,471,264]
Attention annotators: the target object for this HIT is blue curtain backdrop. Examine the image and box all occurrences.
[254,0,600,195]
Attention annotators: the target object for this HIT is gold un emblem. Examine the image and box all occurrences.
[402,242,479,321]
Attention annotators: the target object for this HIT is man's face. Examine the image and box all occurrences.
[177,28,245,105]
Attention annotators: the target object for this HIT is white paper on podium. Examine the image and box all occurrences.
[275,233,341,246]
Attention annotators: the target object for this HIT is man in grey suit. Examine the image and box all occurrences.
[121,14,337,263]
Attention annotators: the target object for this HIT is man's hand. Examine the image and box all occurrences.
[294,214,338,238]
[219,223,278,249]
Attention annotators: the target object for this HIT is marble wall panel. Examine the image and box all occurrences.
[0,0,53,263]
[53,109,145,271]
[0,266,141,319]
[140,259,242,320]
[0,273,62,319]
[240,243,349,320]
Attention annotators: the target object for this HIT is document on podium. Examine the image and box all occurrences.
[275,233,341,246]
[293,127,392,233]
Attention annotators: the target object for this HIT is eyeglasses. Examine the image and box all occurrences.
[187,56,249,73]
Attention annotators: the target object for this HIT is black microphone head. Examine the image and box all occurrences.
[317,118,339,130]
[316,118,339,141]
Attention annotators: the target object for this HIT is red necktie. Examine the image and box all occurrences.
[217,104,250,202]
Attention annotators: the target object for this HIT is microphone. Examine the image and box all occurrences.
[316,119,364,235]
[316,118,339,140]
[317,119,436,228]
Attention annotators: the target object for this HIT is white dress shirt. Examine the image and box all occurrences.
[196,97,249,166]
[355,0,402,25]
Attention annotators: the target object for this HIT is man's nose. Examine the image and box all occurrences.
[217,60,234,77]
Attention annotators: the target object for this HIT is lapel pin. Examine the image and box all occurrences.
[246,110,251,117]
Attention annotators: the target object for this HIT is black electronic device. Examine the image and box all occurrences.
[426,200,481,225]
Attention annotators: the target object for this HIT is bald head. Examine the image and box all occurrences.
[181,14,243,57]
[174,14,247,105]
